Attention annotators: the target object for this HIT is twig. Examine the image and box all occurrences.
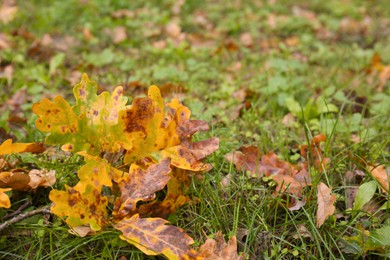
[4,199,32,220]
[0,205,51,233]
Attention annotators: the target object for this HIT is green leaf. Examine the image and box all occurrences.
[372,225,390,246]
[353,181,377,211]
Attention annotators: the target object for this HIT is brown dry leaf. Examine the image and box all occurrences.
[293,224,312,240]
[166,22,180,38]
[113,159,172,220]
[68,226,96,237]
[28,169,56,189]
[240,33,253,48]
[282,113,296,127]
[0,170,31,191]
[371,165,389,193]
[300,134,329,172]
[225,147,299,178]
[66,70,83,86]
[198,231,245,260]
[152,40,166,49]
[138,168,190,219]
[165,22,183,40]
[316,182,336,227]
[273,174,306,197]
[288,198,306,211]
[0,168,55,191]
[111,9,134,19]
[0,64,13,82]
[339,16,371,36]
[292,6,317,22]
[0,33,11,49]
[0,0,18,24]
[111,26,127,44]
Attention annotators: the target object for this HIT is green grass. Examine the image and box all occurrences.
[1,0,389,259]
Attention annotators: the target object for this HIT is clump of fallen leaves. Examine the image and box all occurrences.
[198,232,245,260]
[0,139,52,208]
[226,134,335,225]
[30,74,220,259]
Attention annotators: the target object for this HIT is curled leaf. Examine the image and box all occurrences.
[0,139,45,155]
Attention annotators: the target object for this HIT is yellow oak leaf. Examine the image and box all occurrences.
[74,157,114,193]
[0,188,11,208]
[49,184,108,231]
[33,73,129,155]
[0,139,45,155]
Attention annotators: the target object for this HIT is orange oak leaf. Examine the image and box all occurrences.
[113,158,172,220]
[114,214,198,259]
[0,170,31,190]
[316,182,336,227]
[0,139,45,155]
[371,165,389,193]
[0,187,11,208]
[49,184,108,231]
[122,86,218,171]
[300,134,330,172]
[198,231,245,260]
[0,169,55,191]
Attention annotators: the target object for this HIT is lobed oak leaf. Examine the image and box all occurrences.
[33,73,129,155]
[0,187,11,208]
[122,85,218,172]
[74,157,115,193]
[0,139,45,155]
[316,182,336,227]
[113,158,171,220]
[198,231,245,260]
[49,184,108,231]
[114,214,198,260]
